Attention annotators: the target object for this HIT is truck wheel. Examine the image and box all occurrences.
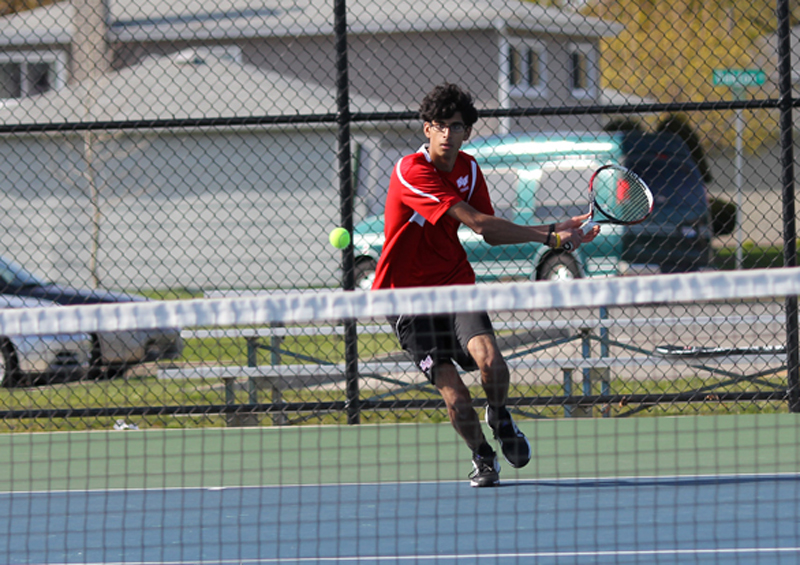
[354,258,377,290]
[0,341,18,387]
[538,254,581,281]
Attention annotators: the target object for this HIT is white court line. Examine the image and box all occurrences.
[35,546,800,565]
[3,471,800,496]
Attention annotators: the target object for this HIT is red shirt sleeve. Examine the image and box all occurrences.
[393,155,464,225]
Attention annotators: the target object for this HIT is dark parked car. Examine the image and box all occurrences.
[0,256,183,377]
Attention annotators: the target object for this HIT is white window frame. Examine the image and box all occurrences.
[505,37,548,99]
[0,50,67,100]
[568,42,596,100]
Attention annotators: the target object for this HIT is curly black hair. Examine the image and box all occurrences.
[418,83,478,126]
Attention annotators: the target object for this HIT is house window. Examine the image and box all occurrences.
[569,43,595,99]
[0,52,65,100]
[506,38,546,97]
[0,63,21,98]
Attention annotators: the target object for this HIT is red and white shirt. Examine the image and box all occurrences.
[372,145,494,289]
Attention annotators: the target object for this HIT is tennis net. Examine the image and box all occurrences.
[2,268,800,564]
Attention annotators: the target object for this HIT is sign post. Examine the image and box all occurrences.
[713,69,766,269]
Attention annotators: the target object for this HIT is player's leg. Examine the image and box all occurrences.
[390,313,499,487]
[457,314,532,469]
[464,331,509,407]
[432,362,499,487]
[432,362,486,451]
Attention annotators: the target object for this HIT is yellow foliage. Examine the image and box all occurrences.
[0,0,57,17]
[573,0,797,150]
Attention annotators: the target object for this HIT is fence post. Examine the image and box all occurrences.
[777,0,800,412]
[334,0,360,424]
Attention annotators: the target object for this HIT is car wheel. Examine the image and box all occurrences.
[0,340,19,387]
[88,334,107,380]
[538,253,581,281]
[354,258,377,290]
[104,363,129,379]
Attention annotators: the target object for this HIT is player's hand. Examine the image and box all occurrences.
[557,213,600,251]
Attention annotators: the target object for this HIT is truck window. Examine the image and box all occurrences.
[534,162,597,221]
[484,168,520,221]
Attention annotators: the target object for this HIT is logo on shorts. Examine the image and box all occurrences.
[419,355,433,372]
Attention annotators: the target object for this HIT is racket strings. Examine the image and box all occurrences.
[594,168,653,224]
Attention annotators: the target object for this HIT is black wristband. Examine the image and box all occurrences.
[547,224,556,247]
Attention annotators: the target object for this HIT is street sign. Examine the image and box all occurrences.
[712,69,766,88]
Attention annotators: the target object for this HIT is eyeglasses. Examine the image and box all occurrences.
[429,121,467,134]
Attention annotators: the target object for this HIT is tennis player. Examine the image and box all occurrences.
[371,83,599,487]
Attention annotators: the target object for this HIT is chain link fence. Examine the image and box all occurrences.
[0,0,797,428]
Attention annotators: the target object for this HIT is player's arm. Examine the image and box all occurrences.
[446,201,598,250]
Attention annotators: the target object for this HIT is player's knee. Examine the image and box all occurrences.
[449,396,477,423]
[480,355,508,379]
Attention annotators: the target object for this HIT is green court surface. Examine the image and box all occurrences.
[2,413,798,492]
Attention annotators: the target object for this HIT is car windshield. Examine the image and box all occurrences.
[623,132,708,222]
[629,157,707,220]
[0,257,49,287]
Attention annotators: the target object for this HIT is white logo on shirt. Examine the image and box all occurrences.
[419,355,433,372]
[457,175,469,192]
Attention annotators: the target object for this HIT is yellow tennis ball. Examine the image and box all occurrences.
[329,227,351,249]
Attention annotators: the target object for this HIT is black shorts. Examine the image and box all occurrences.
[390,311,494,384]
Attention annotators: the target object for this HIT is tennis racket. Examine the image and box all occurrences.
[656,344,785,357]
[562,164,654,252]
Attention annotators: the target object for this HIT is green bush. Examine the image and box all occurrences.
[709,197,736,236]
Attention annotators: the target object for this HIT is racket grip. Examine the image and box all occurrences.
[562,221,597,252]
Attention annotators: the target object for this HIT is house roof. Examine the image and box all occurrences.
[0,0,622,46]
[0,47,403,124]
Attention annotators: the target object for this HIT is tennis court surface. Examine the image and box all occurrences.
[2,415,799,564]
[3,270,800,563]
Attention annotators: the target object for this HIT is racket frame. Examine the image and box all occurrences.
[563,164,654,251]
[587,164,654,227]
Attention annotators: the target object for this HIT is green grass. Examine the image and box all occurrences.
[136,288,205,300]
[714,241,799,270]
[0,368,788,433]
[180,331,401,366]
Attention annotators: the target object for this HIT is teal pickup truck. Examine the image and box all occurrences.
[352,130,713,288]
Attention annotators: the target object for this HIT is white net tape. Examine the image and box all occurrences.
[2,268,799,335]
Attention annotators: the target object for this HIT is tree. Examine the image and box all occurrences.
[579,0,800,150]
[0,0,57,16]
[656,113,713,183]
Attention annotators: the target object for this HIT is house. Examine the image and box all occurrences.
[0,47,411,290]
[0,0,622,132]
[0,0,623,291]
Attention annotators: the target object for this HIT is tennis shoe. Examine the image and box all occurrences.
[469,452,500,488]
[486,406,531,469]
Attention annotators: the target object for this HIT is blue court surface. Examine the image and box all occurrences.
[3,475,800,564]
[2,415,800,564]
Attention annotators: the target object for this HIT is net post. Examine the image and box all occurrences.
[563,368,574,418]
[230,337,261,427]
[777,0,800,412]
[224,376,239,427]
[599,306,611,418]
[344,319,360,424]
[575,328,593,418]
[268,328,287,425]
